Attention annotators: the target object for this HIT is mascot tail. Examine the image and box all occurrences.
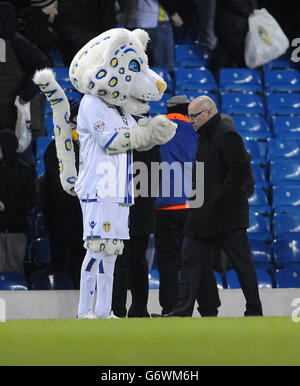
[33,68,78,196]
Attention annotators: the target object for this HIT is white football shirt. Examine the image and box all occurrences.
[75,94,136,204]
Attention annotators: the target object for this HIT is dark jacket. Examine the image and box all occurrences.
[215,0,257,37]
[55,0,117,65]
[41,140,82,221]
[0,129,36,232]
[18,7,59,63]
[129,146,161,237]
[184,113,253,239]
[0,2,52,129]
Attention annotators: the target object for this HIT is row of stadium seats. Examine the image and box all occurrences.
[148,267,300,290]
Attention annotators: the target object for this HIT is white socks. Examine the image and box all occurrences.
[77,250,117,318]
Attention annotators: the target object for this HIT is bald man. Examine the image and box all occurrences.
[158,95,263,317]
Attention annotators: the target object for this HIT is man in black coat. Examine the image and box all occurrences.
[112,145,160,318]
[212,0,258,80]
[160,95,263,317]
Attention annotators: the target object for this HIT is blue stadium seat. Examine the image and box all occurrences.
[248,187,271,215]
[175,68,217,92]
[249,239,274,272]
[30,238,52,268]
[174,44,212,66]
[270,160,300,184]
[149,99,167,114]
[272,116,300,137]
[273,213,300,237]
[64,89,82,101]
[53,66,70,81]
[263,55,293,70]
[174,90,219,108]
[151,67,174,92]
[266,93,300,119]
[52,271,74,290]
[264,69,300,93]
[275,267,300,288]
[220,68,263,93]
[249,186,268,206]
[44,115,54,137]
[251,159,267,182]
[45,101,53,116]
[221,93,265,115]
[148,268,160,290]
[30,270,74,290]
[36,136,53,160]
[268,138,300,160]
[30,271,52,290]
[49,49,64,67]
[0,272,28,290]
[214,271,224,289]
[272,182,300,214]
[273,237,300,268]
[226,269,273,289]
[175,58,208,70]
[248,212,272,241]
[244,139,268,159]
[233,116,271,139]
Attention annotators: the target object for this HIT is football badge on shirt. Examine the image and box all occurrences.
[94,120,106,132]
[103,221,111,232]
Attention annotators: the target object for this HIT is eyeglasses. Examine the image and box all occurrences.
[188,110,207,120]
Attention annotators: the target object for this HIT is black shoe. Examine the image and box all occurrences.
[151,312,181,318]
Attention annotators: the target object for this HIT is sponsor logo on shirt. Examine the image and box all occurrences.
[94,121,106,132]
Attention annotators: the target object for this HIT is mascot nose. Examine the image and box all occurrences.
[156,79,167,94]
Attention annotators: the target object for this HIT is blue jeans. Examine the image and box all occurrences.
[145,21,175,73]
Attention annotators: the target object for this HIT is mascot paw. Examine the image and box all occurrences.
[84,238,124,256]
[149,115,177,145]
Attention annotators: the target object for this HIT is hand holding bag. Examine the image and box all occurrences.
[245,8,289,69]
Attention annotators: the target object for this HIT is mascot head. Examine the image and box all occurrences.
[69,28,167,115]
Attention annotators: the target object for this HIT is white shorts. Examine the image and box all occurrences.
[80,200,130,241]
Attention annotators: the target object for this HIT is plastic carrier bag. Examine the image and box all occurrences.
[14,96,32,153]
[245,8,289,69]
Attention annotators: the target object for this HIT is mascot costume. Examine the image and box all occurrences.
[33,28,177,319]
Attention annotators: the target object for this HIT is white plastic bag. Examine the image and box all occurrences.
[245,8,289,69]
[14,96,32,153]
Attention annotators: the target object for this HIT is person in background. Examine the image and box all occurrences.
[0,129,36,275]
[18,0,59,64]
[156,95,262,317]
[112,143,160,318]
[0,2,52,133]
[39,99,85,289]
[120,0,184,75]
[154,95,198,315]
[54,0,118,65]
[211,0,258,81]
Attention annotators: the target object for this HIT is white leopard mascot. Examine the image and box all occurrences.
[33,28,177,319]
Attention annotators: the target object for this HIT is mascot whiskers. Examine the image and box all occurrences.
[33,28,177,319]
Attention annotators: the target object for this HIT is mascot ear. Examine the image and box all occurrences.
[131,29,150,50]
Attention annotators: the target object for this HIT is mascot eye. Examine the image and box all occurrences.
[128,60,140,73]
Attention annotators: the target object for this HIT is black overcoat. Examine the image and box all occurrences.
[184,113,253,239]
